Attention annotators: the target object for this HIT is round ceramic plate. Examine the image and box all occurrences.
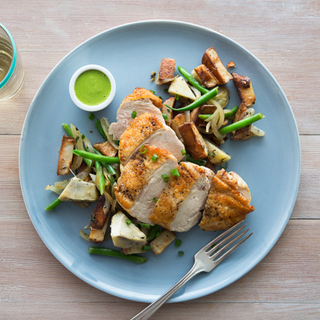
[19,20,300,303]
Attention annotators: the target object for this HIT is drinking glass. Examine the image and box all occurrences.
[0,23,24,101]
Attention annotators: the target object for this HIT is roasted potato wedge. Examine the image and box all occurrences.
[202,47,233,85]
[179,122,208,160]
[232,73,256,107]
[57,135,75,176]
[171,113,187,141]
[150,229,176,255]
[192,64,219,88]
[161,97,175,125]
[94,141,117,157]
[155,58,176,85]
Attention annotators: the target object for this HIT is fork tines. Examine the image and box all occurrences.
[203,221,253,266]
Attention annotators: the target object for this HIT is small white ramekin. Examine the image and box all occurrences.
[69,64,116,112]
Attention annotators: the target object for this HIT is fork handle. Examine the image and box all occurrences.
[130,262,204,320]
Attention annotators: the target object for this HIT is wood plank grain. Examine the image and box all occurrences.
[0,220,319,318]
[0,0,319,134]
[1,302,320,320]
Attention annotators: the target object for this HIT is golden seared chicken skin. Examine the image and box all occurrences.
[109,88,164,139]
[149,162,214,232]
[114,145,178,225]
[119,113,184,167]
[199,169,254,231]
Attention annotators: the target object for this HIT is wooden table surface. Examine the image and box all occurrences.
[1,0,319,319]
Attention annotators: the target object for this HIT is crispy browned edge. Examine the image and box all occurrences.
[57,135,75,175]
[179,122,208,160]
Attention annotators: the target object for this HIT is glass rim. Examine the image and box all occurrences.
[0,23,17,90]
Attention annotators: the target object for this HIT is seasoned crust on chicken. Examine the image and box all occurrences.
[109,88,164,140]
[149,162,214,232]
[114,145,178,224]
[199,169,254,231]
[123,87,162,108]
[119,113,184,166]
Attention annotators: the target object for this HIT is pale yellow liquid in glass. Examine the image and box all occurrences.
[0,38,13,82]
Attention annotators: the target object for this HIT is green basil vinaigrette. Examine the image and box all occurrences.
[75,69,111,106]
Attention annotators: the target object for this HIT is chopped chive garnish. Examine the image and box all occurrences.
[175,239,182,247]
[140,223,151,229]
[178,251,184,256]
[151,154,158,162]
[162,174,169,183]
[175,94,180,101]
[150,89,155,94]
[88,112,95,120]
[126,219,131,226]
[140,145,148,154]
[162,113,169,121]
[181,149,186,155]
[164,88,169,93]
[142,245,152,252]
[152,197,158,203]
[171,169,180,177]
[131,110,137,119]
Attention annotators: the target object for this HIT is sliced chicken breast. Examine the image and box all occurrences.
[114,145,178,224]
[199,169,254,231]
[109,88,164,140]
[119,113,185,166]
[149,162,214,232]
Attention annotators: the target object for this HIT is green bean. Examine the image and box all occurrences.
[178,66,209,94]
[88,247,148,264]
[62,123,73,137]
[95,119,108,141]
[198,105,239,121]
[167,86,219,112]
[186,154,207,166]
[45,198,62,211]
[219,113,265,135]
[73,150,120,164]
[94,148,116,175]
[95,161,105,195]
[224,105,239,118]
[147,225,161,240]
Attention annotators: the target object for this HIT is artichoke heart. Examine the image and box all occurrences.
[58,177,99,202]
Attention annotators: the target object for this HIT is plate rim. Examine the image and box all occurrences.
[19,19,301,303]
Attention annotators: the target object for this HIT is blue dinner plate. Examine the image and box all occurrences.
[19,20,300,303]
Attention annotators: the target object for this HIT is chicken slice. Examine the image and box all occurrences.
[199,169,254,231]
[109,88,164,139]
[149,162,214,232]
[114,145,178,224]
[119,113,184,166]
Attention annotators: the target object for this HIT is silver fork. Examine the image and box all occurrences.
[131,221,252,320]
